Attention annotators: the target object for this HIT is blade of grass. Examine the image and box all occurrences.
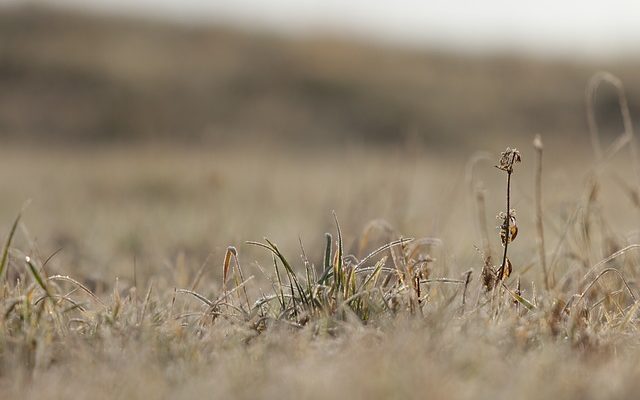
[48,275,107,307]
[501,282,535,311]
[176,288,215,307]
[272,255,286,312]
[251,239,309,306]
[25,256,51,298]
[317,233,334,285]
[333,211,343,290]
[0,211,22,281]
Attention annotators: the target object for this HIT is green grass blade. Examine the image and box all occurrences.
[359,258,386,291]
[0,211,22,281]
[502,283,535,311]
[273,255,286,312]
[332,211,343,289]
[263,239,309,306]
[26,256,52,298]
[323,232,332,274]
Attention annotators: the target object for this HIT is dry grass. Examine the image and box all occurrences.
[3,12,640,392]
[1,129,640,399]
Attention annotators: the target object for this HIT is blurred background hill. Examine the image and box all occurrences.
[2,5,639,149]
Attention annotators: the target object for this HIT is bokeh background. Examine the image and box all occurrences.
[0,1,639,288]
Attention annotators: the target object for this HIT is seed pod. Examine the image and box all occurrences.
[509,217,518,242]
[503,258,512,279]
[500,225,508,246]
[499,214,518,245]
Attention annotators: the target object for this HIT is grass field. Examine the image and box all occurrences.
[2,131,640,399]
[4,6,640,400]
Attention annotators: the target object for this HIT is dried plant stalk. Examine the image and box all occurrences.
[534,135,550,290]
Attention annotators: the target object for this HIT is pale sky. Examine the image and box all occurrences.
[8,0,640,58]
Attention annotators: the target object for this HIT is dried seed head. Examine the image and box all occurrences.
[496,147,522,173]
[481,260,497,292]
[497,209,518,246]
[533,134,543,150]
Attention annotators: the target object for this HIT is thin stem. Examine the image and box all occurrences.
[498,153,516,280]
[534,137,549,290]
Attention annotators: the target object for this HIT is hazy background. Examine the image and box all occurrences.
[1,1,639,147]
[12,0,640,58]
[0,1,638,285]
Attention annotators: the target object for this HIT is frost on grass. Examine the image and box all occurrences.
[3,75,640,399]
